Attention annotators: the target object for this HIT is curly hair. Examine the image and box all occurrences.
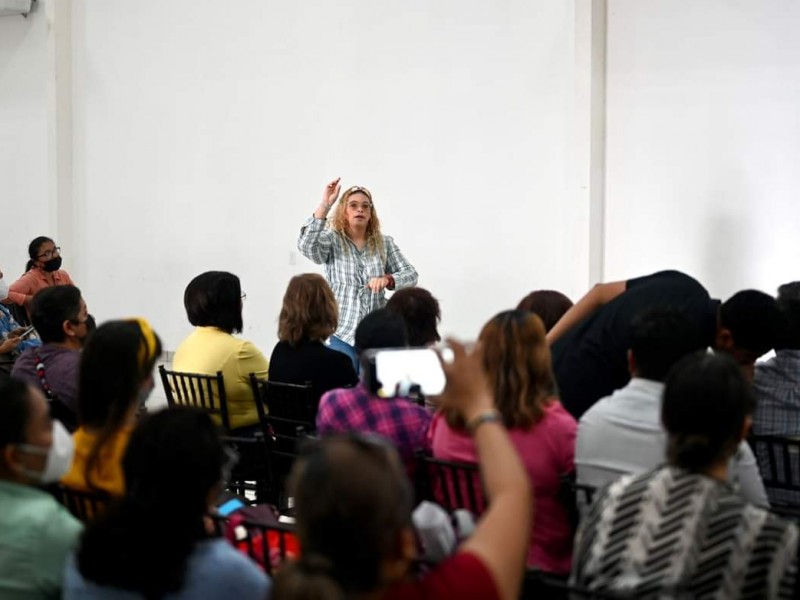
[278,274,339,345]
[329,186,385,260]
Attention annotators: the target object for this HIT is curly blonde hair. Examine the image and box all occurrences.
[329,186,385,260]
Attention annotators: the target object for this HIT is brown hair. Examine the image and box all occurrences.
[446,310,555,430]
[516,290,573,332]
[278,274,339,345]
[329,187,385,260]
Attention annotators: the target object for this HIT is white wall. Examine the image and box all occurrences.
[70,0,586,351]
[0,1,50,278]
[605,0,800,300]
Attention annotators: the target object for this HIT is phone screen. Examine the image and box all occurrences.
[19,326,36,340]
[363,348,446,398]
[217,498,245,516]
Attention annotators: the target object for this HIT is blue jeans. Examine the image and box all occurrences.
[329,336,359,374]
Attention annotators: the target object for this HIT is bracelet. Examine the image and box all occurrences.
[385,274,396,290]
[466,410,502,435]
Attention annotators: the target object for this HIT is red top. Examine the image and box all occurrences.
[384,552,499,600]
[6,268,74,309]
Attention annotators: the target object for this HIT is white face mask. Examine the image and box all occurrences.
[0,278,8,302]
[17,420,75,484]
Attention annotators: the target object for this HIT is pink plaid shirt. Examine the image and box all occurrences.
[316,382,432,461]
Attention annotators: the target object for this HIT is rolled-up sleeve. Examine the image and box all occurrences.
[7,273,33,307]
[384,236,418,289]
[298,217,334,265]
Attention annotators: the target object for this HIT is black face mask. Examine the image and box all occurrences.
[42,256,62,272]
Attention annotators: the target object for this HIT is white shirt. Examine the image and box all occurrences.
[576,377,770,507]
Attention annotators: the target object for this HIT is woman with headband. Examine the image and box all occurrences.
[62,318,162,496]
[298,178,418,370]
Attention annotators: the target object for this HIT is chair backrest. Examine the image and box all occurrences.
[415,454,486,516]
[559,472,599,532]
[159,366,230,431]
[51,484,111,523]
[222,434,275,505]
[748,434,800,512]
[210,514,298,576]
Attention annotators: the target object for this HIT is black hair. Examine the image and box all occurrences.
[29,285,83,344]
[78,320,162,492]
[776,282,800,350]
[385,287,441,346]
[273,434,413,598]
[77,407,226,598]
[354,308,408,355]
[26,236,54,272]
[0,378,32,449]
[720,290,784,358]
[183,271,243,334]
[662,352,755,473]
[629,307,704,382]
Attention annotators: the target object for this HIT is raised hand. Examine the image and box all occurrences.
[322,177,342,209]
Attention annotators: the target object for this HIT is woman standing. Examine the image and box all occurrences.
[298,178,418,369]
[7,237,75,312]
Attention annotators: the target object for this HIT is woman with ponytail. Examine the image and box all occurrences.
[64,406,270,599]
[571,352,799,598]
[6,236,76,312]
[61,318,162,496]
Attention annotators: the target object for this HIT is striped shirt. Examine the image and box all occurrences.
[298,217,418,345]
[571,466,799,599]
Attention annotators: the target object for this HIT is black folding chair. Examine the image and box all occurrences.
[560,472,599,532]
[50,484,110,523]
[159,366,231,431]
[748,434,800,520]
[415,454,486,516]
[250,375,316,508]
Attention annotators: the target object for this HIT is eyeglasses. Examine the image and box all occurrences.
[347,201,372,211]
[37,247,61,260]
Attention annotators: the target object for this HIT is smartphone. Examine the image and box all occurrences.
[18,326,36,340]
[217,498,245,517]
[361,347,447,398]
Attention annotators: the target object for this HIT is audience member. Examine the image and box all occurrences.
[62,319,161,496]
[576,307,769,506]
[517,289,573,332]
[6,237,76,313]
[430,310,576,574]
[386,286,442,346]
[549,269,784,418]
[173,271,268,431]
[12,286,90,431]
[0,378,82,599]
[274,341,532,600]
[268,274,357,405]
[316,309,431,463]
[298,178,418,370]
[571,352,798,597]
[64,407,270,600]
[1,265,42,371]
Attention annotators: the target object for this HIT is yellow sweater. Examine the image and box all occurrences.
[62,426,132,496]
[173,327,269,430]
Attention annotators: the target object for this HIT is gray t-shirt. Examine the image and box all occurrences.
[63,538,271,600]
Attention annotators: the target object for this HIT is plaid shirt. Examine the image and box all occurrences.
[298,217,418,345]
[753,350,800,437]
[316,382,432,461]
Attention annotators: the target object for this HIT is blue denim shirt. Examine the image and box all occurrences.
[0,303,41,352]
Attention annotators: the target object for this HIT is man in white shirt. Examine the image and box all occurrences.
[576,307,770,507]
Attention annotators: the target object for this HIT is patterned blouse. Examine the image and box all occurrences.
[298,216,418,345]
[571,466,798,598]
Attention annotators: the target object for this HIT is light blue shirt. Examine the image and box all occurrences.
[63,538,271,600]
[576,377,770,507]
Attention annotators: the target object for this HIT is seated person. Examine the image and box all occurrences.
[752,281,800,506]
[6,237,76,315]
[577,307,769,506]
[549,270,784,418]
[64,406,271,600]
[274,341,532,600]
[316,309,432,463]
[62,319,161,496]
[386,286,442,346]
[571,352,798,597]
[0,266,42,378]
[516,289,573,332]
[11,286,90,430]
[173,271,268,431]
[269,274,357,406]
[0,378,82,599]
[430,310,577,575]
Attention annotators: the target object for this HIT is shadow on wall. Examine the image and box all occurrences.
[0,2,40,75]
[701,190,753,299]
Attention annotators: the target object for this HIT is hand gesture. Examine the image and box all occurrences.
[436,340,495,423]
[366,276,389,293]
[0,336,21,355]
[322,177,342,209]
